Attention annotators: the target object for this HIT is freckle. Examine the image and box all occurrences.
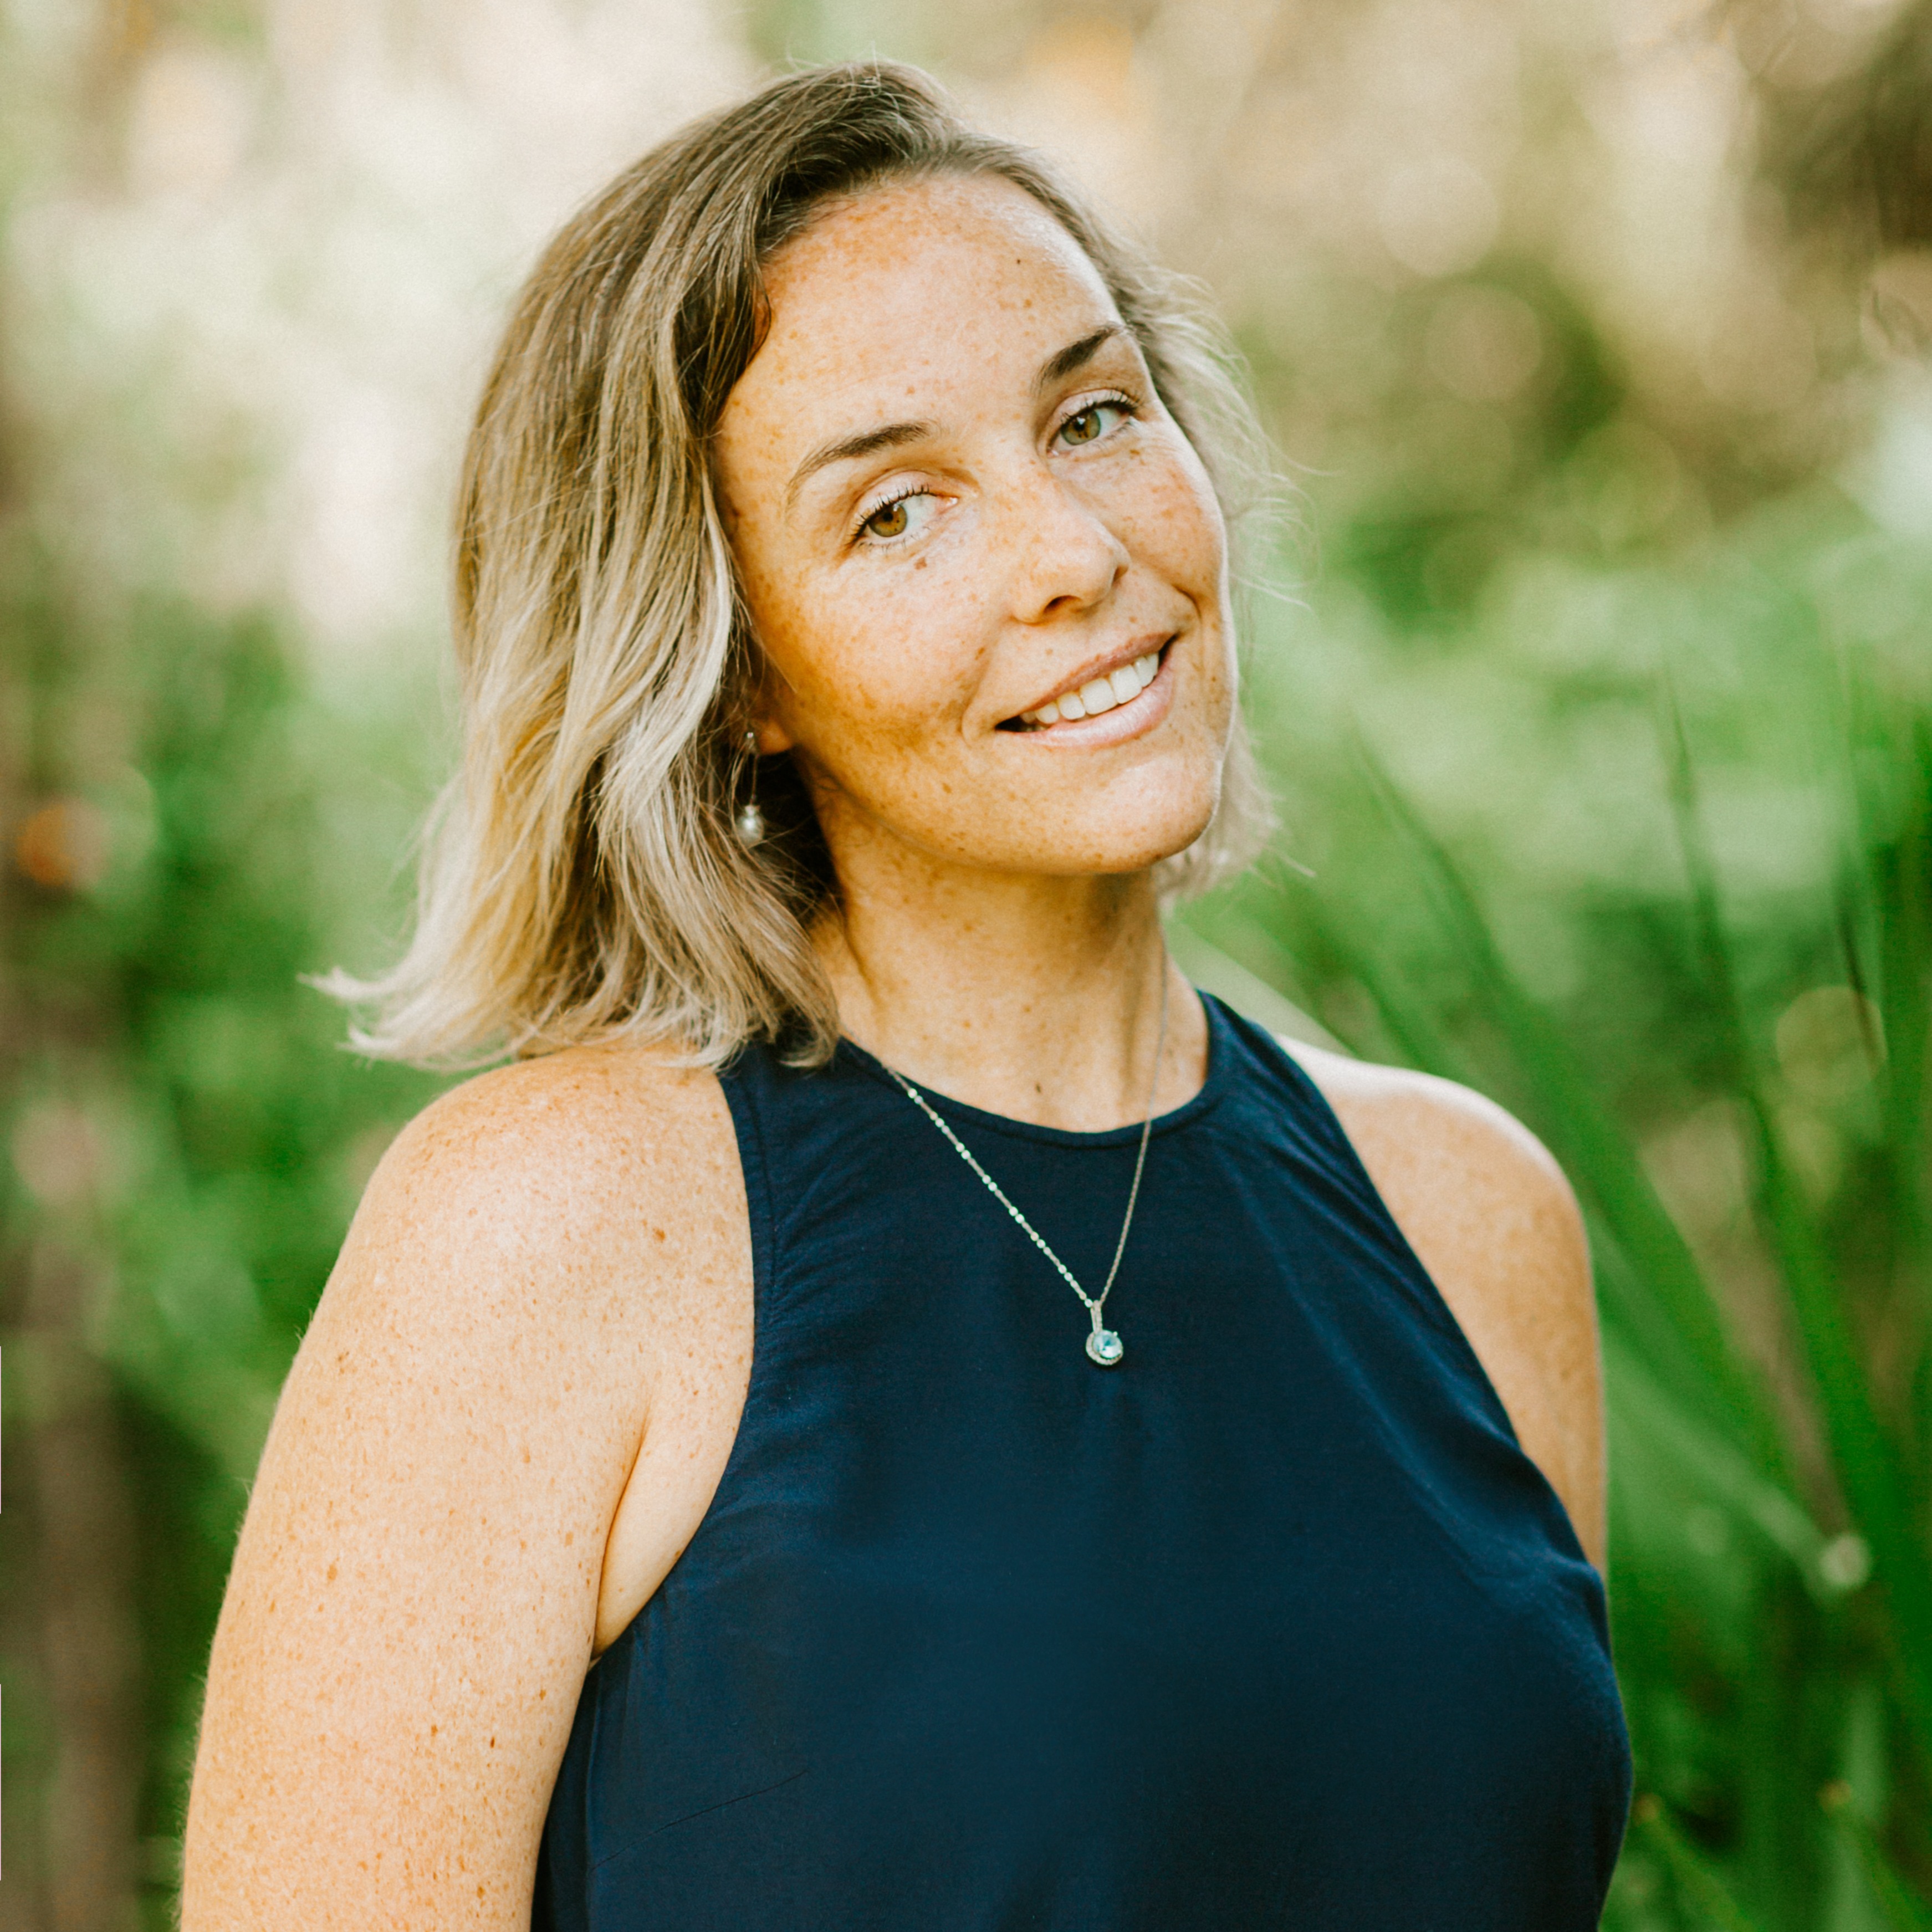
[326,1563,338,1581]
[565,1530,575,1546]
[652,1226,667,1243]
[914,558,927,570]
[431,1724,439,1736]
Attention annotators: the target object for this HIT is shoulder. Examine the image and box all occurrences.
[186,1045,750,1923]
[1276,1039,1580,1254]
[343,1042,743,1322]
[1277,1040,1606,1568]
[292,1040,750,1486]
[1282,1044,1575,1224]
[369,1040,737,1231]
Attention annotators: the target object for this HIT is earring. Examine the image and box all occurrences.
[734,728,766,848]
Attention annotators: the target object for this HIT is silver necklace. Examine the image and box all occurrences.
[881,970,1170,1369]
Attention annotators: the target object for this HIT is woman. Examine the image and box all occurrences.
[184,62,1630,1930]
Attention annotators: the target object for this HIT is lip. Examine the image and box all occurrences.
[1000,640,1177,749]
[1004,633,1174,727]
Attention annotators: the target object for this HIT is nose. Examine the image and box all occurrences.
[995,458,1130,626]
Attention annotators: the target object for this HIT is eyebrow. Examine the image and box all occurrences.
[783,323,1130,514]
[1036,323,1125,393]
[785,420,933,513]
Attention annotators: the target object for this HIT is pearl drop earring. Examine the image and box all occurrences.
[734,729,766,848]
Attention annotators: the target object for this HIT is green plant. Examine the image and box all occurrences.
[1188,499,1932,1929]
[1,581,448,1921]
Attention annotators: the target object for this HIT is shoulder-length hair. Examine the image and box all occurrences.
[334,60,1274,1070]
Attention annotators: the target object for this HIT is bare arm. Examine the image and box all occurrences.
[1287,1045,1607,1571]
[182,1051,747,1929]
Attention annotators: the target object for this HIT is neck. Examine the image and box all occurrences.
[816,847,1207,1132]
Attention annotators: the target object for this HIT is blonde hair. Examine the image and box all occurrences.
[335,61,1274,1070]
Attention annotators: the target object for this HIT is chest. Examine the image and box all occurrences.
[573,1188,1627,1923]
[546,1051,1632,1929]
[681,1093,1607,1720]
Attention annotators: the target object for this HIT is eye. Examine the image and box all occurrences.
[1057,398,1133,448]
[855,488,939,545]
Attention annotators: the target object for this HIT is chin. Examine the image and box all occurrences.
[1036,793,1223,878]
[872,757,1226,877]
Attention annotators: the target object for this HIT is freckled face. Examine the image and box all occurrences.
[711,172,1235,879]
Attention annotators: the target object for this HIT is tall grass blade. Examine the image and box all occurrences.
[1631,1795,1771,1932]
[1662,689,1932,1775]
[1603,1327,1831,1586]
[1331,740,1787,1479]
[1846,699,1931,1259]
[1258,883,1476,1087]
[1856,707,1932,1473]
[1821,1785,1932,1932]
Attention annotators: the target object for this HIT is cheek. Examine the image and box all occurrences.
[763,559,996,748]
[1113,452,1228,599]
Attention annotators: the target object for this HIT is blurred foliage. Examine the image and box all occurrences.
[1189,485,1932,1929]
[7,0,1932,1926]
[1,544,446,1919]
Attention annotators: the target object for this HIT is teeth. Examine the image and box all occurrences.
[1020,650,1163,728]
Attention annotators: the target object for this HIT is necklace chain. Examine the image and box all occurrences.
[882,969,1171,1366]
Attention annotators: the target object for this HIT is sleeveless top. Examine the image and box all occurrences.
[534,995,1631,1930]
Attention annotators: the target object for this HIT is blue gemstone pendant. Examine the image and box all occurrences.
[1086,1326,1125,1368]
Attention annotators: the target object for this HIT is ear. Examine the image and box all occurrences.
[739,656,798,755]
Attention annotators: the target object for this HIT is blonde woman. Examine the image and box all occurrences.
[184,63,1629,1931]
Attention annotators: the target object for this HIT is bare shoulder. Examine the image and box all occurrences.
[183,1044,749,1930]
[341,1040,742,1327]
[367,1040,737,1240]
[1282,1044,1567,1195]
[305,1039,749,1435]
[1278,1041,1606,1570]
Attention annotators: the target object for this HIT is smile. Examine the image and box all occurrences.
[1003,642,1169,732]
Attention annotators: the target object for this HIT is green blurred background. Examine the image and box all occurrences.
[7,0,1932,1925]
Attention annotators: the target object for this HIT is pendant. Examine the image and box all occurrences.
[1086,1326,1125,1368]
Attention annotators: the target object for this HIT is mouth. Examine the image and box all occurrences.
[997,639,1171,733]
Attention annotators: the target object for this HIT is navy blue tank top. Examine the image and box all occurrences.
[535,995,1630,1929]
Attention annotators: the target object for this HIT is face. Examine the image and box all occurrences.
[712,172,1235,883]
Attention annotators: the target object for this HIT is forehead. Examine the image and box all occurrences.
[729,173,1122,431]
